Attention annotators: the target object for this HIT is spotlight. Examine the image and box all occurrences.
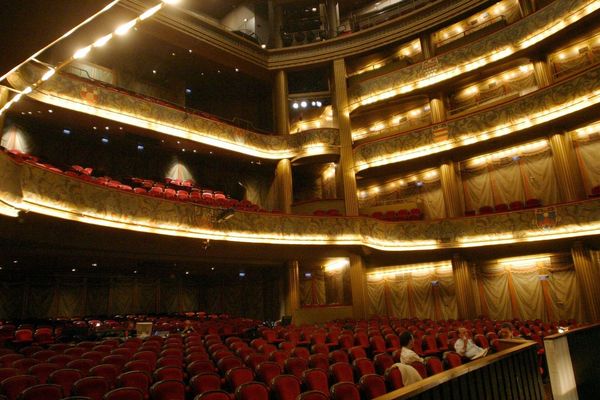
[292,103,299,109]
[140,4,163,20]
[239,272,246,277]
[41,68,56,81]
[63,129,71,135]
[92,263,97,267]
[73,46,92,59]
[162,0,181,4]
[101,137,109,144]
[185,88,192,94]
[261,44,266,49]
[72,268,77,272]
[300,101,307,108]
[93,33,112,47]
[137,144,144,151]
[316,101,322,107]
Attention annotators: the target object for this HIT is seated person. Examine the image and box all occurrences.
[499,322,514,339]
[399,331,425,364]
[454,327,488,360]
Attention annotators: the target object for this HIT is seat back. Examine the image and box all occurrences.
[297,390,329,400]
[1,375,38,400]
[73,376,110,400]
[225,366,254,391]
[302,368,330,395]
[255,361,281,385]
[116,371,151,396]
[89,364,119,388]
[149,379,185,400]
[18,383,63,400]
[353,358,375,378]
[270,374,301,400]
[153,366,184,382]
[384,366,403,390]
[359,374,387,400]
[284,357,308,379]
[426,357,444,376]
[373,353,394,375]
[102,387,144,400]
[331,381,360,400]
[194,390,231,400]
[48,368,82,396]
[329,362,354,384]
[189,372,221,395]
[235,381,269,400]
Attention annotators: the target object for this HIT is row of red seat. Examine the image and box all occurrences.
[466,199,542,216]
[370,208,423,221]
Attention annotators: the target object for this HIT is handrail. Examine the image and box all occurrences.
[435,15,505,48]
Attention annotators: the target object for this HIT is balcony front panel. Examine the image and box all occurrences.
[2,152,599,252]
[353,64,600,172]
[8,64,340,161]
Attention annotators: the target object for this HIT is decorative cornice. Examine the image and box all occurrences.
[1,153,599,251]
[120,0,492,70]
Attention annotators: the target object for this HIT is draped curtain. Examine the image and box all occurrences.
[366,266,456,320]
[573,134,600,192]
[300,271,326,306]
[475,255,583,322]
[0,272,280,321]
[461,147,559,210]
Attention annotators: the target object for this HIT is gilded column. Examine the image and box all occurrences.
[419,32,435,59]
[571,242,600,322]
[326,0,339,39]
[518,0,535,17]
[452,255,477,320]
[440,161,463,217]
[273,70,289,135]
[429,92,446,124]
[285,260,301,316]
[349,254,368,320]
[332,58,359,216]
[532,58,553,88]
[0,87,9,134]
[549,133,586,202]
[275,159,293,214]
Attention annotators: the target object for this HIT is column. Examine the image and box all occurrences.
[273,70,289,135]
[419,32,435,59]
[268,0,283,48]
[429,92,447,124]
[0,87,8,135]
[518,0,535,17]
[332,58,359,216]
[571,242,600,322]
[549,132,586,202]
[349,254,368,320]
[325,0,339,39]
[440,161,463,217]
[452,255,477,320]
[284,260,301,316]
[532,58,553,88]
[275,159,293,214]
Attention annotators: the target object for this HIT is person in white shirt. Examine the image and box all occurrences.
[391,362,423,385]
[454,327,488,360]
[399,331,425,365]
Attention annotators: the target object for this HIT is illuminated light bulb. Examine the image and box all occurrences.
[22,87,33,95]
[73,45,92,59]
[93,33,112,47]
[162,0,181,4]
[41,68,56,81]
[140,3,163,20]
[115,19,137,35]
[13,93,23,103]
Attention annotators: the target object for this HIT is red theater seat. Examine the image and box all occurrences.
[48,368,82,396]
[302,368,330,396]
[1,374,38,400]
[149,380,185,400]
[103,387,144,400]
[270,374,301,400]
[331,382,360,400]
[17,383,63,400]
[193,390,231,400]
[189,372,221,395]
[235,381,269,400]
[359,374,387,399]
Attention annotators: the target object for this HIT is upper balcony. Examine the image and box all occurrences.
[8,63,340,162]
[353,62,600,174]
[347,0,599,113]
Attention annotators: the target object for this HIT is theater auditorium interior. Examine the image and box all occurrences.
[0,0,599,399]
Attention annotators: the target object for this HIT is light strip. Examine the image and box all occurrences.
[348,0,600,111]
